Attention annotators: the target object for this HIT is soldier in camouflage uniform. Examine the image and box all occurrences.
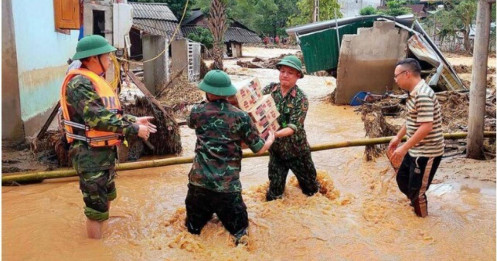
[186,70,275,245]
[62,35,156,239]
[262,55,320,201]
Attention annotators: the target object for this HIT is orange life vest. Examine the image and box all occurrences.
[60,68,122,147]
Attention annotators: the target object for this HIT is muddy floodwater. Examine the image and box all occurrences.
[3,47,496,260]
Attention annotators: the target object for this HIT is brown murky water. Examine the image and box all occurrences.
[3,48,496,260]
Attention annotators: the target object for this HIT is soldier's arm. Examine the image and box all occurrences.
[287,95,308,133]
[262,83,275,95]
[186,105,198,129]
[240,114,265,153]
[121,114,137,123]
[68,78,138,137]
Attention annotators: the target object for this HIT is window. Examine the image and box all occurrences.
[54,0,81,34]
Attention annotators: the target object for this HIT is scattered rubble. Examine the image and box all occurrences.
[235,52,304,72]
[157,74,204,119]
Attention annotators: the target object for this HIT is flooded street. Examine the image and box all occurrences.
[3,47,496,260]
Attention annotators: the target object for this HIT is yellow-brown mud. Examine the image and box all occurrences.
[3,47,495,260]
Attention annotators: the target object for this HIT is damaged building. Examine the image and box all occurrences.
[286,15,466,105]
[181,8,261,58]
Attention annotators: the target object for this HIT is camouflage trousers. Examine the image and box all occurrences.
[78,168,117,221]
[266,152,319,201]
[185,184,248,239]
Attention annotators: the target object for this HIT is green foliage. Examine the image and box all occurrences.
[187,27,214,49]
[128,0,196,20]
[360,6,378,16]
[379,0,411,16]
[288,0,341,27]
[426,0,477,38]
[194,0,297,37]
[424,0,477,52]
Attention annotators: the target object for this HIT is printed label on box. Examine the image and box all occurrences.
[233,77,263,111]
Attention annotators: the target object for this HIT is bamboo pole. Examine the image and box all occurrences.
[3,132,495,184]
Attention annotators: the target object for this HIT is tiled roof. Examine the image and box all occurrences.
[133,19,183,38]
[181,9,261,43]
[224,26,261,43]
[130,2,177,21]
[182,25,261,43]
[182,9,203,25]
[130,2,182,38]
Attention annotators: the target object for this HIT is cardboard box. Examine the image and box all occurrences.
[233,77,263,111]
[248,95,280,123]
[260,120,280,140]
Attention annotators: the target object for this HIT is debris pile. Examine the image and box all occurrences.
[235,52,304,72]
[157,74,204,119]
[122,96,182,158]
[360,99,404,160]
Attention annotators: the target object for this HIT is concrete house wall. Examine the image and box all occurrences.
[2,0,79,140]
[335,21,408,104]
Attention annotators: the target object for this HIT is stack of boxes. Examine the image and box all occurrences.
[232,77,280,139]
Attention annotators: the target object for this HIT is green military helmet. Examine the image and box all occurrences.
[199,70,237,96]
[72,35,117,60]
[276,55,304,78]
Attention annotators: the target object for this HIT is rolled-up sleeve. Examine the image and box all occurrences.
[240,114,264,153]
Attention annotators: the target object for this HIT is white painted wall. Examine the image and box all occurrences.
[338,0,382,18]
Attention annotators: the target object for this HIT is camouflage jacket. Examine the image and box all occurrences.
[66,74,139,172]
[262,83,311,159]
[187,99,265,192]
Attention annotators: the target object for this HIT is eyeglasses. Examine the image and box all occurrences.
[394,70,408,79]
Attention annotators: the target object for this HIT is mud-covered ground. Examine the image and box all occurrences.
[2,46,495,260]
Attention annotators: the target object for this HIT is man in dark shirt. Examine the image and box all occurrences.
[186,70,275,245]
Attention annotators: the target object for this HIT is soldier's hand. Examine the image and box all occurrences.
[138,125,151,140]
[266,131,275,145]
[136,116,157,134]
[136,116,154,125]
[148,123,157,134]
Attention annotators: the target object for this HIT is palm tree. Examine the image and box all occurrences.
[207,0,227,70]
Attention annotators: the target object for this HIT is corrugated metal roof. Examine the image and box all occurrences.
[182,9,203,25]
[286,15,413,36]
[130,3,182,39]
[182,26,261,43]
[133,19,183,39]
[130,2,177,21]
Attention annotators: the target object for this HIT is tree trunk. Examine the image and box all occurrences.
[207,0,227,70]
[463,28,471,54]
[467,0,492,159]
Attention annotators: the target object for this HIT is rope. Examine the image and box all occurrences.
[116,0,190,65]
[108,53,120,91]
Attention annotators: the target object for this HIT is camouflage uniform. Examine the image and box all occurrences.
[262,83,319,201]
[66,75,138,221]
[185,99,264,237]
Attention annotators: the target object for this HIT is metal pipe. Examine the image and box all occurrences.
[3,132,495,184]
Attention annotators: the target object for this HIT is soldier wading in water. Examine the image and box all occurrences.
[60,35,156,239]
[185,70,275,245]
